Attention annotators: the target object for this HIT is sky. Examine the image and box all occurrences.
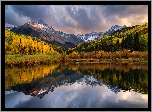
[5,5,148,35]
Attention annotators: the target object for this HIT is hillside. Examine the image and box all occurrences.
[5,29,59,55]
[67,23,148,54]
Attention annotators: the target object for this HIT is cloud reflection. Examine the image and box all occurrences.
[5,77,148,108]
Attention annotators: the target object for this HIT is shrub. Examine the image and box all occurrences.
[68,51,79,59]
[121,49,130,59]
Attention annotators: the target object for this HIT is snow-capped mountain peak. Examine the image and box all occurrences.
[77,32,104,42]
[76,25,127,42]
[111,25,127,31]
[5,26,15,30]
[104,25,127,35]
[38,19,47,26]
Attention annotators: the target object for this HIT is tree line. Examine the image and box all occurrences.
[68,50,148,60]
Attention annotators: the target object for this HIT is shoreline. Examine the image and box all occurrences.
[5,55,148,67]
[66,58,148,63]
[5,55,61,67]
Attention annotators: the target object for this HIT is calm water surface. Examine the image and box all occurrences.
[5,63,148,108]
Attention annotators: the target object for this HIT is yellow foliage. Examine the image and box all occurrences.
[5,64,59,89]
[5,29,57,55]
[69,51,79,59]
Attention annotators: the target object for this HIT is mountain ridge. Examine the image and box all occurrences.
[7,19,130,49]
[10,19,83,49]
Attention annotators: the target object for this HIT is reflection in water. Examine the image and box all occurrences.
[5,63,148,108]
[68,63,148,94]
[6,67,84,99]
[5,64,59,90]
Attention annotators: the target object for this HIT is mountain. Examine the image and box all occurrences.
[9,19,128,46]
[77,31,104,42]
[10,19,83,49]
[76,25,126,42]
[5,26,14,30]
[104,25,127,35]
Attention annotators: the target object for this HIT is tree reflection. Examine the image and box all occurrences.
[5,63,148,99]
[69,63,148,94]
[5,64,59,90]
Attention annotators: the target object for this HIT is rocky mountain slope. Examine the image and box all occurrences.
[10,19,83,49]
[77,31,104,42]
[76,25,127,42]
[8,19,128,48]
[104,25,127,35]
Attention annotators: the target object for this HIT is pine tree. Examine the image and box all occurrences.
[134,32,140,51]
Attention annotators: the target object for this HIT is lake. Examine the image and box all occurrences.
[5,62,148,108]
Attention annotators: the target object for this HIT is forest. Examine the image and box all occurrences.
[67,23,148,60]
[5,28,59,55]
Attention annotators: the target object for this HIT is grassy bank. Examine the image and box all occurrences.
[66,58,148,63]
[5,54,148,67]
[5,54,61,67]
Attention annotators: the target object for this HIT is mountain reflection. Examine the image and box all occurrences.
[5,63,148,99]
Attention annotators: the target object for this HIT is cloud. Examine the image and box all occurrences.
[5,91,32,108]
[10,5,52,21]
[6,81,148,108]
[64,5,109,34]
[5,5,31,26]
[101,5,148,18]
[101,5,148,27]
[5,5,148,34]
[126,14,148,26]
[65,6,91,32]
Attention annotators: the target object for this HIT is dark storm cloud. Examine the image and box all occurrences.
[101,5,130,17]
[5,5,26,26]
[102,5,148,18]
[61,16,76,28]
[5,5,30,26]
[10,5,51,21]
[65,5,108,33]
[5,5,56,27]
[5,8,19,25]
[5,5,148,34]
[65,6,92,30]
